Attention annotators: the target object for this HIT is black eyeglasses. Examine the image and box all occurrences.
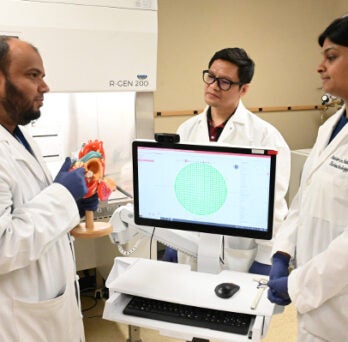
[202,70,241,91]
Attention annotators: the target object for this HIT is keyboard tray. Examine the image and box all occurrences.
[123,295,254,336]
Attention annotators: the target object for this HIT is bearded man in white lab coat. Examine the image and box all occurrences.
[165,48,291,275]
[267,16,348,342]
[0,36,96,341]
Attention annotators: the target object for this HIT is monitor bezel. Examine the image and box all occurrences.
[132,140,276,240]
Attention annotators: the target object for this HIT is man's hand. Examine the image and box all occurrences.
[249,261,271,275]
[54,157,87,200]
[76,193,99,218]
[267,276,291,306]
[269,252,290,280]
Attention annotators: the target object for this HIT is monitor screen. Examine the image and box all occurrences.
[133,140,277,240]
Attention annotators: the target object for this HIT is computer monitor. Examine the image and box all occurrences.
[133,139,277,240]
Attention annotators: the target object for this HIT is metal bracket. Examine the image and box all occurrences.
[126,325,142,342]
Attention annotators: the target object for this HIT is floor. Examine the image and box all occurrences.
[82,291,298,342]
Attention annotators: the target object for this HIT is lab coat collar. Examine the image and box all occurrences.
[197,101,247,142]
[202,100,247,123]
[228,100,248,124]
[0,124,51,185]
[305,106,348,178]
[215,100,247,141]
[317,106,347,155]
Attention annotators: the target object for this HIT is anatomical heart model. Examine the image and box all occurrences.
[71,140,116,238]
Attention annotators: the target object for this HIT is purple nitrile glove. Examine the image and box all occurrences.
[54,157,87,200]
[76,193,99,218]
[267,276,291,306]
[269,252,290,281]
[163,246,178,263]
[249,261,271,276]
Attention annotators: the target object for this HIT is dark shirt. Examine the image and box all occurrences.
[13,126,33,154]
[328,110,347,144]
[206,107,232,142]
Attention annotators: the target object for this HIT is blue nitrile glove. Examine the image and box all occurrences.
[54,157,88,200]
[267,276,291,306]
[249,261,271,275]
[269,252,290,281]
[76,193,99,218]
[163,247,178,263]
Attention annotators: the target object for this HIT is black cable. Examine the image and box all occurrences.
[149,227,156,259]
[220,236,225,265]
[86,314,103,319]
[81,295,98,312]
[80,286,96,294]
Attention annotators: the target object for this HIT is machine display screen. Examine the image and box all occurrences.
[132,140,277,240]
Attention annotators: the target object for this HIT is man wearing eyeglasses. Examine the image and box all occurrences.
[165,48,291,276]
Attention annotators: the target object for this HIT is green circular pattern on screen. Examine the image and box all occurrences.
[174,163,227,215]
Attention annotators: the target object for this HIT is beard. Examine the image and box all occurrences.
[1,78,41,126]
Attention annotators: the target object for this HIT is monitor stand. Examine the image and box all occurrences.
[197,233,222,274]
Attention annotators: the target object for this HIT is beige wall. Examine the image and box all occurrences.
[154,0,346,149]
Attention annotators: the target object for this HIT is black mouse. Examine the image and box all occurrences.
[214,282,240,299]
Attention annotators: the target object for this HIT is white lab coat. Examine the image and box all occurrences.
[273,106,348,341]
[177,101,291,271]
[0,125,85,341]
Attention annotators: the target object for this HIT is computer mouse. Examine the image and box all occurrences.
[214,282,240,299]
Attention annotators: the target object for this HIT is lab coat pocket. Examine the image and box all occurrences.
[305,166,348,226]
[13,282,83,342]
[327,176,348,226]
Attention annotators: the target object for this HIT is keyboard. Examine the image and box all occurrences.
[123,295,254,336]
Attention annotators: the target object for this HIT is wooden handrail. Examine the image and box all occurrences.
[155,110,202,117]
[155,105,325,117]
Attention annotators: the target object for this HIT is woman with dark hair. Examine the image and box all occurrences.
[267,15,348,342]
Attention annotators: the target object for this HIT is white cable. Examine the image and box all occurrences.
[117,237,144,256]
